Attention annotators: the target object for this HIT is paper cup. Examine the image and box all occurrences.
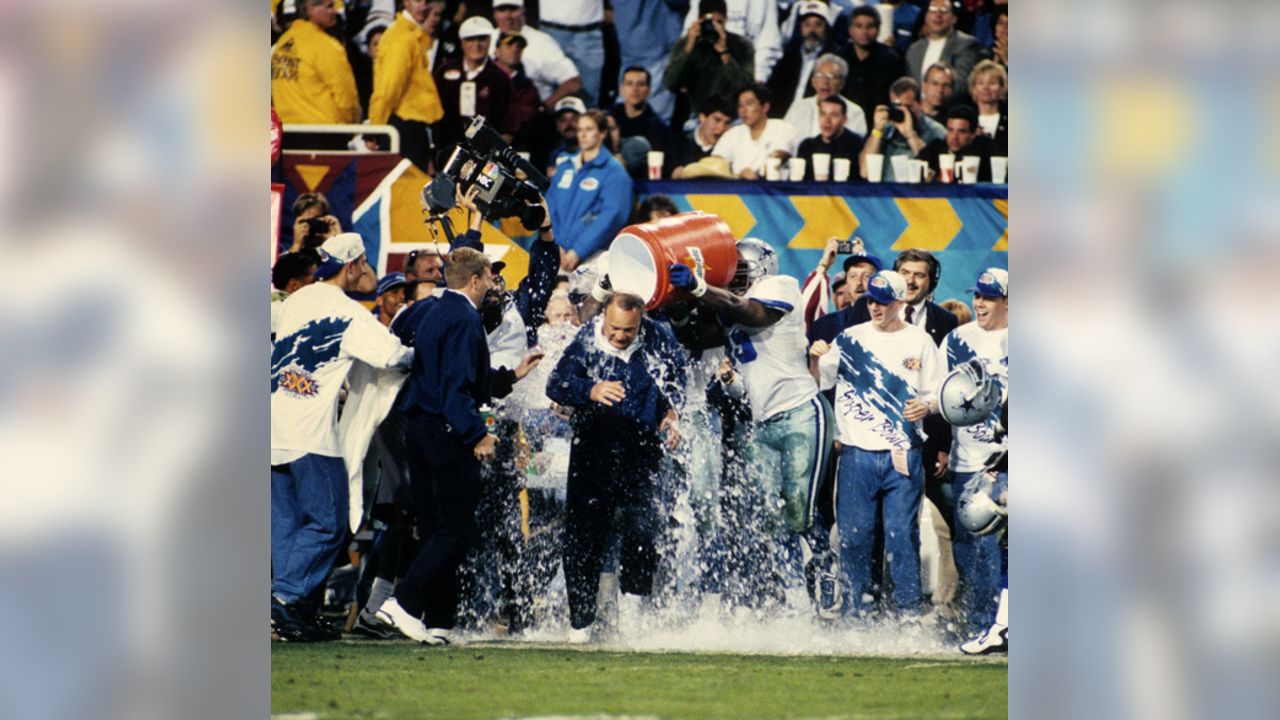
[960,156,980,184]
[991,156,1008,184]
[765,157,782,181]
[890,155,910,182]
[865,153,884,182]
[646,151,664,180]
[812,153,831,181]
[907,159,924,183]
[938,153,955,183]
[788,157,806,181]
[833,158,851,182]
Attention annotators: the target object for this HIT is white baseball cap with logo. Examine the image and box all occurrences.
[795,1,832,24]
[864,270,908,305]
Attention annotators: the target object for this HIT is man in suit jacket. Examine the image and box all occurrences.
[906,0,981,94]
[376,247,500,646]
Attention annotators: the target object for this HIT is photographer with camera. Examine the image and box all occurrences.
[857,76,945,181]
[662,0,754,124]
[287,192,342,253]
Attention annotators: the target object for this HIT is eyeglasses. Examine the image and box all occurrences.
[813,72,844,81]
[927,7,953,14]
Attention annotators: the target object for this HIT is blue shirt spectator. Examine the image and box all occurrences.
[545,110,634,271]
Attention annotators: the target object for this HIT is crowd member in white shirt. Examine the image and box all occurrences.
[712,83,799,179]
[810,270,945,620]
[682,0,783,82]
[536,0,606,108]
[490,0,583,107]
[270,233,414,641]
[782,53,868,141]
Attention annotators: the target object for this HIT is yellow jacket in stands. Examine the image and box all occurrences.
[368,12,444,126]
[271,19,361,124]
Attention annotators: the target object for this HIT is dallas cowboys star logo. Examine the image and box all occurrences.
[960,396,976,412]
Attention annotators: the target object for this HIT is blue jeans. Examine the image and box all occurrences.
[542,26,605,108]
[271,454,349,604]
[951,470,1005,631]
[836,446,925,615]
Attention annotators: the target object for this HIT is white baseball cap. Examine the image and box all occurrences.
[553,96,587,115]
[493,0,524,8]
[864,270,908,304]
[457,16,495,39]
[796,1,831,24]
[314,233,368,279]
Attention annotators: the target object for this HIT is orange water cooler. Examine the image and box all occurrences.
[607,211,738,309]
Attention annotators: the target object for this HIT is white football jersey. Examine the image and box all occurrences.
[728,275,819,421]
[271,283,412,465]
[942,322,1009,472]
[818,321,945,451]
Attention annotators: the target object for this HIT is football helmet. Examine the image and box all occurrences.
[958,471,1007,536]
[938,358,1001,427]
[729,237,777,294]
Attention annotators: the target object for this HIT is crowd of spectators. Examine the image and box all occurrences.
[269,0,1010,653]
[272,0,1009,186]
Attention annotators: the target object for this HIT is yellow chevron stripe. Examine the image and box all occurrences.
[786,196,860,249]
[685,194,757,239]
[992,199,1008,251]
[891,198,961,251]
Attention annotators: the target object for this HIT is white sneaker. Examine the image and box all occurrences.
[424,628,454,646]
[375,598,432,643]
[960,624,1008,655]
[566,627,591,645]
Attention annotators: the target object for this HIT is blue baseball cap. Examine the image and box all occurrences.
[864,270,907,305]
[970,268,1008,298]
[843,252,883,275]
[376,272,407,296]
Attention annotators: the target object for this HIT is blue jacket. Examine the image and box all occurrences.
[397,290,491,445]
[546,317,687,435]
[452,227,558,341]
[546,150,633,261]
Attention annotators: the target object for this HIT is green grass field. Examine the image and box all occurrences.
[272,642,1006,719]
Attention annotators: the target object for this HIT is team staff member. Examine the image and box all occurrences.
[546,294,686,642]
[375,248,499,646]
[270,233,413,642]
[271,0,361,125]
[810,270,945,619]
[368,0,446,171]
[545,109,633,272]
[432,16,516,153]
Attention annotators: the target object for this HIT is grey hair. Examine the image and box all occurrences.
[815,53,848,80]
[605,293,647,315]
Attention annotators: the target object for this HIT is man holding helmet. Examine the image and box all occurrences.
[668,238,838,616]
[939,267,1008,650]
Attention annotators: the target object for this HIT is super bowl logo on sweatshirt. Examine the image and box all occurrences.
[271,317,351,398]
[277,369,319,397]
[902,357,921,371]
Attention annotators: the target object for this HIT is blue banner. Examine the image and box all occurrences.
[633,180,1008,305]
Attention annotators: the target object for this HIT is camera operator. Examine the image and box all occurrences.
[662,0,755,124]
[857,76,945,181]
[288,192,341,253]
